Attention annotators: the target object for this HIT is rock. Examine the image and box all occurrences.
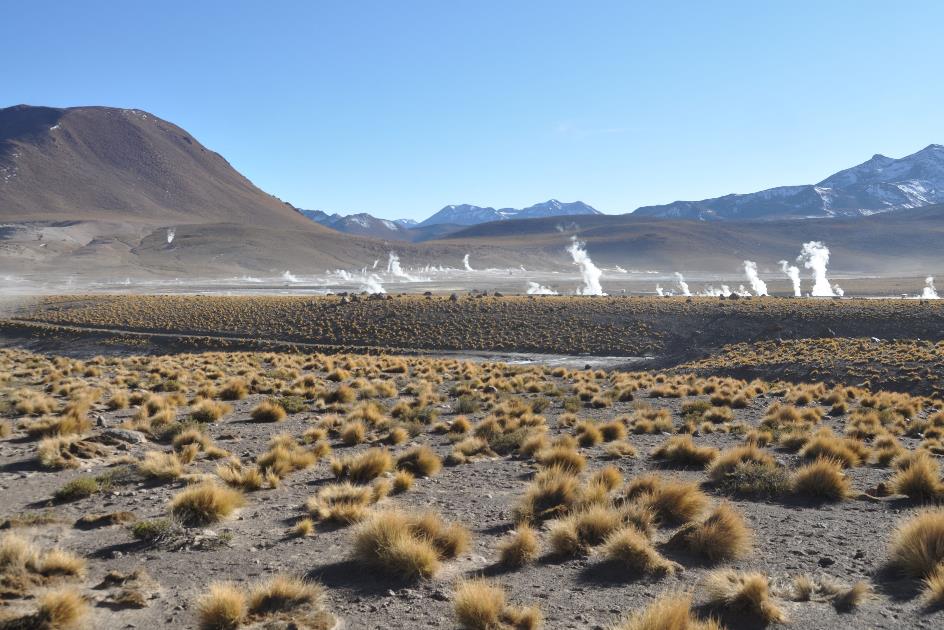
[102,428,147,444]
[818,556,835,567]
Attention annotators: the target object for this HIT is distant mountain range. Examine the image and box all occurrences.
[4,103,944,279]
[301,199,602,241]
[634,144,944,221]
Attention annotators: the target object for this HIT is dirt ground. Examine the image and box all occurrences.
[1,340,943,629]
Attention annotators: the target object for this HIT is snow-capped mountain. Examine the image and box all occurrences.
[300,209,411,239]
[633,144,944,220]
[419,199,601,227]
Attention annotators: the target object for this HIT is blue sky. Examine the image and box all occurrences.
[5,1,944,220]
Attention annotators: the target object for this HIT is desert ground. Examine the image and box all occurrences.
[1,295,944,630]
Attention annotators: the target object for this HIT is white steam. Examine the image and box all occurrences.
[526,282,558,295]
[566,236,605,295]
[360,274,385,294]
[166,228,175,244]
[386,252,419,281]
[463,254,473,272]
[282,270,299,283]
[674,272,691,297]
[656,284,665,297]
[779,260,802,297]
[743,260,768,296]
[372,259,379,269]
[797,241,838,297]
[922,276,940,299]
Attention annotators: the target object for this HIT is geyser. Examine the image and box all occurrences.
[797,241,839,297]
[779,260,802,297]
[566,237,605,295]
[743,260,768,296]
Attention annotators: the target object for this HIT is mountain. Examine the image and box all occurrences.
[441,203,944,274]
[419,199,601,227]
[0,104,315,229]
[299,209,411,240]
[633,144,944,221]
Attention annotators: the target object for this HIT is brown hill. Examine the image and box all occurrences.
[0,104,316,228]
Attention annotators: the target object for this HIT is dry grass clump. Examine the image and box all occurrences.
[549,505,623,556]
[889,451,943,501]
[601,526,680,576]
[352,509,469,579]
[513,466,581,523]
[667,503,752,562]
[453,578,541,630]
[331,447,393,483]
[36,435,110,469]
[138,450,185,480]
[498,525,539,567]
[257,434,322,480]
[396,445,443,477]
[798,429,869,467]
[393,470,415,493]
[0,535,86,599]
[340,420,367,445]
[652,435,719,467]
[887,509,944,587]
[611,593,720,630]
[216,461,264,491]
[706,445,776,482]
[197,582,246,629]
[24,412,92,440]
[1,587,90,629]
[535,445,585,474]
[190,399,232,423]
[604,440,638,459]
[169,481,245,526]
[217,379,248,401]
[621,474,709,526]
[790,457,852,501]
[628,407,674,434]
[305,481,387,523]
[703,569,785,623]
[448,436,496,465]
[789,574,871,611]
[923,563,944,608]
[249,399,287,423]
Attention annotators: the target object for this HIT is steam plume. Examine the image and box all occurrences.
[779,260,801,297]
[166,228,175,244]
[797,241,837,297]
[463,254,473,272]
[282,270,299,283]
[566,236,605,295]
[743,260,768,296]
[386,252,419,281]
[656,284,664,297]
[360,274,385,294]
[674,272,691,297]
[526,282,558,295]
[922,276,940,299]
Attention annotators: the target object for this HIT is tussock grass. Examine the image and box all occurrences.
[601,526,680,575]
[887,509,944,579]
[611,593,720,630]
[549,506,623,556]
[453,578,541,630]
[169,482,245,526]
[197,582,247,630]
[249,399,287,423]
[352,509,469,579]
[623,475,709,525]
[652,435,719,467]
[396,445,443,477]
[667,503,752,562]
[791,457,852,501]
[889,452,943,501]
[707,445,776,482]
[703,569,785,623]
[332,448,393,483]
[498,525,539,567]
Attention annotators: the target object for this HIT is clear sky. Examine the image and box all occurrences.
[5,1,944,220]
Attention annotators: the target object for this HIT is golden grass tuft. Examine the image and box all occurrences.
[790,457,852,501]
[352,509,469,579]
[706,445,776,482]
[612,593,720,630]
[535,445,586,474]
[513,465,580,523]
[626,475,709,526]
[35,588,88,629]
[667,503,752,562]
[169,481,245,526]
[601,526,680,575]
[197,582,247,630]
[652,435,719,467]
[549,506,623,556]
[249,400,287,423]
[923,563,944,608]
[332,448,394,483]
[453,578,542,630]
[498,525,539,567]
[247,574,324,616]
[703,569,785,623]
[887,509,944,579]
[138,450,185,480]
[396,445,443,477]
[889,452,943,501]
